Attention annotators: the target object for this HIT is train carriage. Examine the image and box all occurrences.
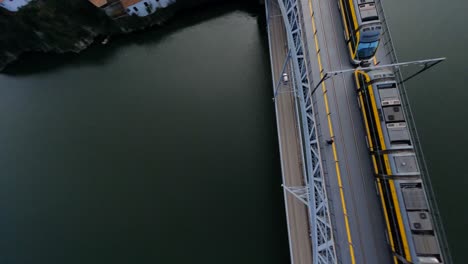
[338,0,382,66]
[354,69,445,264]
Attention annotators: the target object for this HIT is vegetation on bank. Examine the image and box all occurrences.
[0,0,256,70]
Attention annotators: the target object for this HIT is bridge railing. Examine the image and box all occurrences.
[376,1,453,262]
[276,0,338,262]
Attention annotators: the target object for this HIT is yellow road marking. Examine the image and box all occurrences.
[308,1,356,263]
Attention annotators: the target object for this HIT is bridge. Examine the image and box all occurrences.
[264,0,451,263]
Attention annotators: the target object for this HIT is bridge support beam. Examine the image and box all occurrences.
[276,0,338,263]
[283,185,309,206]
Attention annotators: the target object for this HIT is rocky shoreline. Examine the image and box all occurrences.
[0,0,256,72]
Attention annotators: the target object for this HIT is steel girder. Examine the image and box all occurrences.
[276,0,337,263]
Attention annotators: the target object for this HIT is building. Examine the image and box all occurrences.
[0,0,32,12]
[88,0,127,19]
[121,0,176,17]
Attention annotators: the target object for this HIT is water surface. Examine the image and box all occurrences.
[0,5,290,264]
[384,0,468,262]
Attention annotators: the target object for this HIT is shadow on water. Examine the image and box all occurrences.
[3,0,262,76]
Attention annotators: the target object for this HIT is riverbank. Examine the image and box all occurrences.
[0,0,261,72]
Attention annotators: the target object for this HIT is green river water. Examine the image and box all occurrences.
[0,1,466,263]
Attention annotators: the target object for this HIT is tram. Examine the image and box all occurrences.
[355,69,445,264]
[338,0,382,66]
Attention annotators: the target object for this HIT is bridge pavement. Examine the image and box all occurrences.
[298,0,392,263]
[266,0,314,263]
[267,0,397,262]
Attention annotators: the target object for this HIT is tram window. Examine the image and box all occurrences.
[362,16,378,22]
[357,41,379,59]
[358,74,367,88]
[377,83,396,89]
[350,35,357,52]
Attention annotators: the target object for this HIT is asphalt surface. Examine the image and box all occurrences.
[266,0,397,263]
[298,0,393,263]
[265,1,314,263]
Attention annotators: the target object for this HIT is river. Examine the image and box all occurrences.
[384,0,468,262]
[0,0,466,263]
[0,3,290,264]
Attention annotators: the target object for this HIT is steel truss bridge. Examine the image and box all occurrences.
[264,0,451,263]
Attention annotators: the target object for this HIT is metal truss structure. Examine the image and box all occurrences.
[283,185,309,205]
[276,0,338,263]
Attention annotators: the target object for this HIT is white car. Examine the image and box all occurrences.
[282,72,289,83]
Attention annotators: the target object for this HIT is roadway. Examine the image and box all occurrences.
[267,0,398,263]
[298,0,393,263]
[265,0,313,263]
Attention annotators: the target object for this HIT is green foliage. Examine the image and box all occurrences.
[0,0,117,66]
[0,0,250,70]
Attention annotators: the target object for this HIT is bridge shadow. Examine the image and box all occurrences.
[3,0,261,76]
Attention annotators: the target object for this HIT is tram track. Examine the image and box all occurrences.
[303,0,392,262]
[313,0,368,261]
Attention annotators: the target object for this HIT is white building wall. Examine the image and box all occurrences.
[125,0,176,17]
[0,0,32,12]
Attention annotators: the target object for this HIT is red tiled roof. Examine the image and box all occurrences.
[88,0,108,7]
[120,0,143,9]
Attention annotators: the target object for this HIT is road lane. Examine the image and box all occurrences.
[266,0,398,263]
[298,0,393,263]
[266,1,313,263]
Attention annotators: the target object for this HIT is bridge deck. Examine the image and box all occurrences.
[300,0,393,262]
[266,1,314,263]
[267,0,399,262]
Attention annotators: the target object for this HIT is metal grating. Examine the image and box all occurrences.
[402,187,429,210]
